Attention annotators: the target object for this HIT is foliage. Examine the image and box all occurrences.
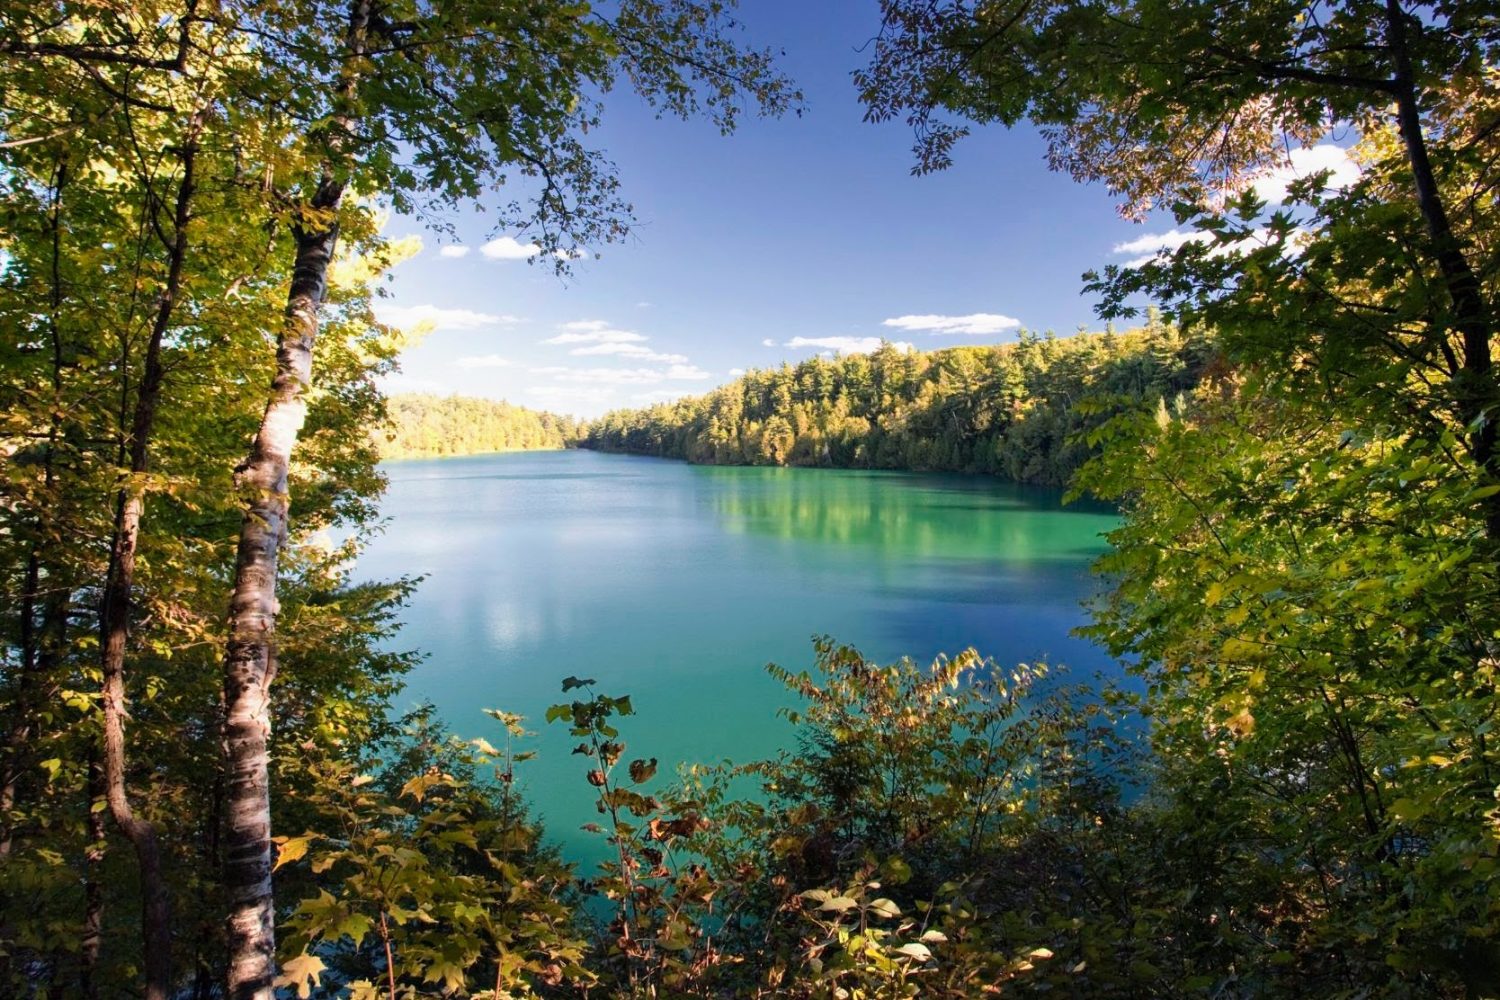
[585,322,1214,486]
[855,2,1500,993]
[546,679,731,996]
[521,645,1204,999]
[379,395,583,461]
[0,0,799,992]
[0,116,416,993]
[7,1,1500,997]
[276,707,586,999]
[1077,381,1500,994]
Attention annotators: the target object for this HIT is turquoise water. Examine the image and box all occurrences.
[355,449,1117,857]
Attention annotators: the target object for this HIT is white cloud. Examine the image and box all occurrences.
[480,236,539,260]
[1111,229,1206,267]
[761,338,777,347]
[537,319,704,384]
[531,364,712,385]
[542,321,648,345]
[454,354,513,369]
[374,303,518,331]
[570,342,689,364]
[545,331,648,345]
[728,367,746,377]
[480,237,588,262]
[438,245,471,258]
[1112,146,1359,268]
[882,313,1021,336]
[1251,144,1361,203]
[647,364,713,382]
[1113,225,1309,268]
[786,336,914,355]
[1112,229,1200,257]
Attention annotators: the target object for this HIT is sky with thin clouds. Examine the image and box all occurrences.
[375,1,1358,418]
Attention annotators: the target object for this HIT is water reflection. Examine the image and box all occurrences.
[693,465,1115,563]
[357,451,1120,861]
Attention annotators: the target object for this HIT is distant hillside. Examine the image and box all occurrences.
[583,323,1216,487]
[379,394,583,460]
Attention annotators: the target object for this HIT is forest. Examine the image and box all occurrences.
[379,396,579,461]
[583,322,1215,486]
[2,1,1499,999]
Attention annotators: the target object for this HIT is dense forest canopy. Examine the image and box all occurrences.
[584,321,1214,486]
[2,0,1499,997]
[379,395,581,460]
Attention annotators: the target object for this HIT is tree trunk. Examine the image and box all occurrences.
[222,4,369,992]
[1384,0,1499,534]
[98,115,200,1000]
[222,178,345,1000]
[80,748,105,1000]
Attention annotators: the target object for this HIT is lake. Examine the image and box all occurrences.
[354,449,1118,858]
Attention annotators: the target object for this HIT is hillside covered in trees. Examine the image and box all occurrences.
[584,322,1213,486]
[380,394,581,460]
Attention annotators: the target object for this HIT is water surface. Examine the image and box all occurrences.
[356,450,1116,856]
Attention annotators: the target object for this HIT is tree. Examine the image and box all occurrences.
[210,4,799,996]
[378,394,581,459]
[857,0,1500,530]
[1,11,429,994]
[0,9,301,992]
[584,325,1210,483]
[857,0,1500,988]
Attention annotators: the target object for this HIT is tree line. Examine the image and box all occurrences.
[582,321,1215,486]
[379,395,581,461]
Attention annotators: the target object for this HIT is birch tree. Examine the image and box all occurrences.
[217,3,798,996]
[1,5,415,994]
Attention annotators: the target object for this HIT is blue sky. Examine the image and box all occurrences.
[375,1,1356,418]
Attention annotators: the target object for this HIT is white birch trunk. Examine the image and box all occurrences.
[222,181,343,1000]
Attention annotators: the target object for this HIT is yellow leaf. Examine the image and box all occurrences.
[1220,637,1263,660]
[273,835,311,871]
[275,953,326,999]
[1225,708,1256,738]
